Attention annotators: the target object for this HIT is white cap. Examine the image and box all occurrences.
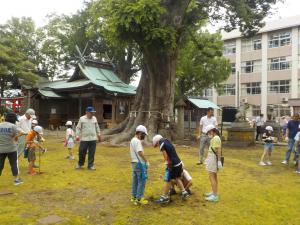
[265,126,273,131]
[65,121,72,126]
[34,125,43,135]
[205,124,215,133]
[26,108,35,116]
[31,115,37,120]
[152,134,163,146]
[136,125,148,135]
[32,120,38,125]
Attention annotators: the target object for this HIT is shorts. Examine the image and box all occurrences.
[205,152,217,173]
[170,164,183,180]
[264,143,273,151]
[28,149,36,161]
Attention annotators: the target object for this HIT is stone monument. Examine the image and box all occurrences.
[226,103,255,147]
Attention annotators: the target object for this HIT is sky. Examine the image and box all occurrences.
[0,0,299,86]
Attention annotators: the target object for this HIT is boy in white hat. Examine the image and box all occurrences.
[152,134,190,204]
[130,125,149,205]
[259,126,274,166]
[65,121,75,160]
[25,125,44,175]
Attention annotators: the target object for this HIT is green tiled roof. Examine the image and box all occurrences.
[188,98,220,109]
[38,89,64,98]
[38,63,136,97]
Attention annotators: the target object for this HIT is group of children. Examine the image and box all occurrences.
[130,124,223,205]
[259,125,300,173]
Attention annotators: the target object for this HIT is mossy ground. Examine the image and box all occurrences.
[0,135,299,225]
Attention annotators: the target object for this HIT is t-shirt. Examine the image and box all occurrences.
[159,139,181,167]
[66,128,75,143]
[209,135,221,153]
[76,115,101,141]
[255,116,264,126]
[17,115,32,133]
[130,137,144,163]
[26,130,37,149]
[287,120,299,139]
[200,115,218,133]
[0,122,22,153]
[262,131,273,143]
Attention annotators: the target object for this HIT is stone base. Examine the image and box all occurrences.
[226,122,255,147]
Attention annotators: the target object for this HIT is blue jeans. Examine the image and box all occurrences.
[285,138,296,161]
[132,163,146,199]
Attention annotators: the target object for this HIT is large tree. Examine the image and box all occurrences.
[92,0,279,143]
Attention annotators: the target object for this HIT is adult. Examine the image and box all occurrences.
[17,108,35,156]
[197,107,218,165]
[0,112,26,185]
[282,114,299,165]
[255,114,264,141]
[76,106,101,170]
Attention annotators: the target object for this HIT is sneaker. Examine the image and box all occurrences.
[14,178,23,186]
[88,166,96,170]
[205,194,219,202]
[204,192,213,197]
[295,169,300,174]
[69,156,75,160]
[135,198,148,205]
[259,161,267,166]
[155,195,170,204]
[266,161,272,166]
[181,191,190,200]
[196,161,203,165]
[130,197,136,203]
[169,188,177,196]
[281,160,288,165]
[186,189,192,195]
[75,164,83,170]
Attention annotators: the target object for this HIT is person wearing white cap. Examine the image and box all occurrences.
[152,134,190,204]
[65,121,75,160]
[204,124,222,202]
[130,125,149,205]
[259,126,274,166]
[17,108,35,156]
[25,125,43,175]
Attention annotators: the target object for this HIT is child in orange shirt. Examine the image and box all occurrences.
[26,126,43,175]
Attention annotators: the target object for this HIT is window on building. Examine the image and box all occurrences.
[242,37,262,52]
[241,60,261,73]
[268,31,291,48]
[241,82,261,95]
[231,63,236,74]
[224,42,236,55]
[252,105,261,117]
[268,80,290,93]
[267,105,291,117]
[222,84,236,96]
[203,88,213,97]
[268,56,291,70]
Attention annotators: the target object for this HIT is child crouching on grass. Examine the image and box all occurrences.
[259,126,274,166]
[65,121,75,160]
[204,125,222,202]
[25,126,44,175]
[152,134,190,205]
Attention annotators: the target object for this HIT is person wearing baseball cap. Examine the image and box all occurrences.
[75,106,101,170]
[130,125,149,205]
[0,112,27,185]
[17,108,35,157]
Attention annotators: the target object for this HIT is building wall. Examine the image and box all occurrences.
[214,25,300,120]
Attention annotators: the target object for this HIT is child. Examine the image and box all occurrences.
[293,124,300,173]
[169,168,193,196]
[65,121,75,160]
[130,125,149,205]
[259,126,274,166]
[204,124,222,202]
[0,112,26,185]
[25,125,44,175]
[152,134,190,204]
[24,119,38,161]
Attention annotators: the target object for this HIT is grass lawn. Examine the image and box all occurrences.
[0,135,299,225]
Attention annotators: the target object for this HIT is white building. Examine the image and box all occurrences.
[205,15,300,120]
